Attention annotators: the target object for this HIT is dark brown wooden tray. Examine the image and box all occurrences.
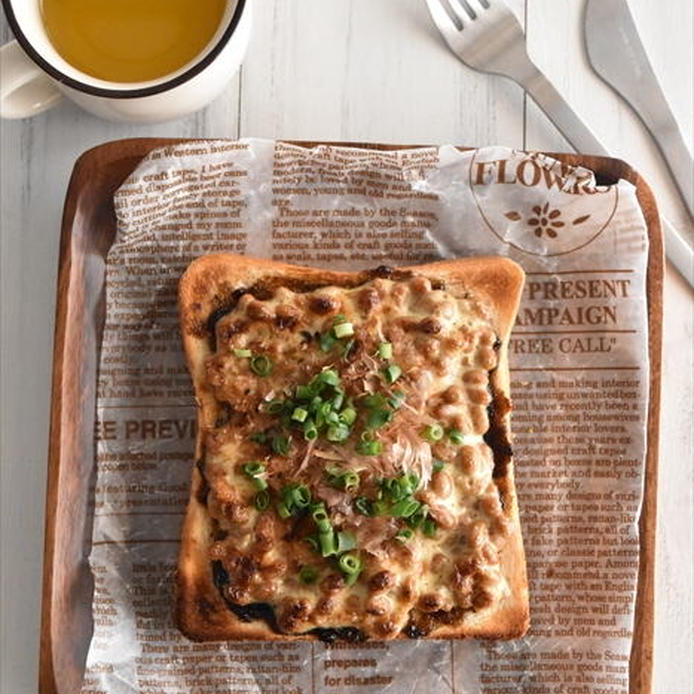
[39,138,663,694]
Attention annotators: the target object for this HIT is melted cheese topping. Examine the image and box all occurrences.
[201,275,511,638]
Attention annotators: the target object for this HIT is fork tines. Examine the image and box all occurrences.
[432,0,491,31]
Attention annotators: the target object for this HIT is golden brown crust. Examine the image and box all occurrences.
[176,253,528,641]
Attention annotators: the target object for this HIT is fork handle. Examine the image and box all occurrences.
[524,70,609,156]
[523,69,693,288]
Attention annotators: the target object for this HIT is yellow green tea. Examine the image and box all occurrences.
[41,0,227,82]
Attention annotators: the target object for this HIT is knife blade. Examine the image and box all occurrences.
[585,0,694,219]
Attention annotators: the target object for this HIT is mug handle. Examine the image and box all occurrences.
[1,40,63,119]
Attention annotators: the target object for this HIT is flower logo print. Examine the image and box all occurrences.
[471,149,618,256]
[528,203,564,238]
[504,204,591,241]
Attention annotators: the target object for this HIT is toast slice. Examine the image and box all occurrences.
[176,254,528,641]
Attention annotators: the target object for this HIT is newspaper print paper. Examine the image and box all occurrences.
[81,140,649,694]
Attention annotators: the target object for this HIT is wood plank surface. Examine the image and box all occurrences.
[239,0,524,145]
[0,2,692,693]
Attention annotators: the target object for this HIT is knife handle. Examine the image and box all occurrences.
[520,66,694,289]
[584,0,694,220]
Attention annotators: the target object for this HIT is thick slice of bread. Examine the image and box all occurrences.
[176,254,528,642]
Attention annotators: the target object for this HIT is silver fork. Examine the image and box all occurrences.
[425,0,694,286]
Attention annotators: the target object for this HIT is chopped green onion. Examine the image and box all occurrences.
[378,342,393,360]
[271,434,291,456]
[342,470,360,492]
[291,407,308,423]
[338,553,363,584]
[319,532,337,557]
[396,527,414,542]
[422,423,444,442]
[405,472,420,490]
[423,518,437,537]
[326,424,350,442]
[311,504,329,524]
[390,498,421,518]
[325,464,342,478]
[338,553,361,574]
[433,459,445,473]
[316,518,332,534]
[234,348,252,358]
[333,322,354,339]
[251,476,268,491]
[254,490,270,511]
[407,506,428,530]
[383,364,402,384]
[256,366,356,449]
[356,438,382,456]
[447,428,466,445]
[267,399,286,414]
[320,332,337,352]
[319,369,340,387]
[398,480,411,498]
[381,477,400,500]
[250,354,273,377]
[281,484,297,509]
[367,408,392,430]
[333,314,348,324]
[295,385,313,400]
[339,407,357,425]
[303,423,318,440]
[397,477,414,498]
[372,499,389,516]
[276,501,291,519]
[362,393,387,409]
[315,402,330,427]
[342,338,356,357]
[285,483,311,509]
[250,431,268,444]
[328,468,360,492]
[299,566,318,584]
[381,474,417,501]
[387,390,406,409]
[336,531,357,554]
[242,461,265,477]
[355,497,373,516]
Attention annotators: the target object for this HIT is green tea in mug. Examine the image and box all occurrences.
[41,0,227,82]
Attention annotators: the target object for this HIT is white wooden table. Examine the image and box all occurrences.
[1,1,691,692]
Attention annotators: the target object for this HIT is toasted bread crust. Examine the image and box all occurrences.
[176,254,528,641]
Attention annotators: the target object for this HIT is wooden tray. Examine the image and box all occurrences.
[39,138,663,694]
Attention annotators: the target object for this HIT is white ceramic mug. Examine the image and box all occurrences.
[0,0,250,122]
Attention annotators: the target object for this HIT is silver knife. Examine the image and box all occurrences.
[585,0,694,219]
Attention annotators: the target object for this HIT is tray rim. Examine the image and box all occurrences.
[39,137,663,694]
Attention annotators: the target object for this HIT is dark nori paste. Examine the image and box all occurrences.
[210,560,365,641]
